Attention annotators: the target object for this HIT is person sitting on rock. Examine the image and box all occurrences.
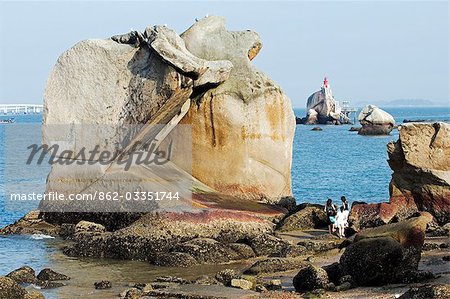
[341,196,349,211]
[335,206,349,238]
[324,198,337,234]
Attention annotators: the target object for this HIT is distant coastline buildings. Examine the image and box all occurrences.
[0,104,43,115]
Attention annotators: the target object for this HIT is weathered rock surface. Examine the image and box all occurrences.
[244,258,307,275]
[351,123,450,229]
[358,105,395,135]
[0,276,27,299]
[293,264,329,292]
[277,205,327,231]
[36,268,70,281]
[0,210,58,236]
[6,266,36,284]
[168,16,295,203]
[339,216,430,286]
[388,122,450,224]
[61,210,275,263]
[7,15,297,266]
[399,284,450,299]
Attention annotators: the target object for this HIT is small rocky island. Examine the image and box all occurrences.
[1,16,449,299]
[358,104,396,135]
[297,78,352,125]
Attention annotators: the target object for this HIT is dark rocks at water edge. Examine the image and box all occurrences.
[5,266,70,291]
[36,268,70,281]
[322,215,433,287]
[0,276,45,299]
[311,126,322,131]
[94,280,112,289]
[6,266,36,284]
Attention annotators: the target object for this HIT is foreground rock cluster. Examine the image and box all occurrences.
[1,267,69,299]
[350,122,450,230]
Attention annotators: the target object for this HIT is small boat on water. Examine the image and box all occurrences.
[0,117,15,124]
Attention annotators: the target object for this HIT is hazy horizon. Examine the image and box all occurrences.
[0,1,449,108]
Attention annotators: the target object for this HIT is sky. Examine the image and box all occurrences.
[0,1,449,108]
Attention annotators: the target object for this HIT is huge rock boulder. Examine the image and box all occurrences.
[339,216,430,286]
[388,122,450,224]
[167,16,295,203]
[350,123,450,229]
[358,105,395,135]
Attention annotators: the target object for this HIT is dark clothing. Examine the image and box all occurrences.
[342,201,349,211]
[325,204,337,225]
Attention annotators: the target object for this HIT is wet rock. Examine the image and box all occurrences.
[227,243,256,259]
[193,275,221,285]
[263,279,282,291]
[338,275,354,286]
[120,287,143,299]
[244,258,307,275]
[0,276,27,299]
[297,238,340,253]
[230,278,253,290]
[171,238,236,263]
[34,280,66,289]
[59,223,76,239]
[36,268,70,281]
[0,210,59,236]
[247,233,290,256]
[6,266,36,284]
[340,216,431,286]
[94,280,112,289]
[336,281,352,292]
[399,284,450,299]
[277,206,327,231]
[215,269,239,286]
[270,244,307,258]
[443,255,450,261]
[293,264,329,292]
[349,126,360,132]
[311,126,322,131]
[130,283,153,292]
[75,221,106,234]
[322,262,343,285]
[154,252,198,267]
[24,291,45,299]
[154,276,189,285]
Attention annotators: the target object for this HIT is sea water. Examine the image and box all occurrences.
[0,107,449,298]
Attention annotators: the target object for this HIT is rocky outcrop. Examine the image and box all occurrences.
[350,123,450,229]
[298,78,349,125]
[388,122,450,224]
[337,216,431,286]
[358,105,395,135]
[0,276,45,299]
[399,284,450,299]
[293,264,329,292]
[168,16,295,202]
[277,205,327,231]
[6,266,36,284]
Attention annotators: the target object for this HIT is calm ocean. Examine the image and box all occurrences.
[0,106,449,297]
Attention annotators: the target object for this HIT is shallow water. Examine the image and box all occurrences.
[0,107,449,297]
